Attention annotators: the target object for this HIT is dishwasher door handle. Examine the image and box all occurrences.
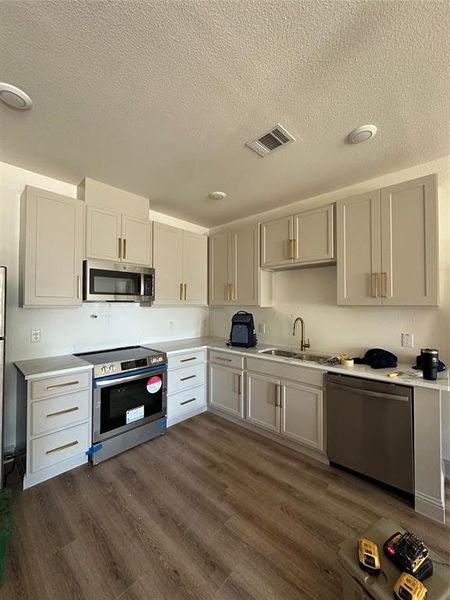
[327,382,410,402]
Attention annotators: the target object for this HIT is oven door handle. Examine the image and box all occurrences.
[95,371,164,387]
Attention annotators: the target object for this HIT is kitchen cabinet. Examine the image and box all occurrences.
[337,174,438,306]
[17,366,92,489]
[86,206,152,266]
[245,358,325,452]
[261,205,335,269]
[20,186,84,307]
[153,222,207,305]
[246,372,280,433]
[208,350,244,418]
[209,223,272,306]
[167,349,207,426]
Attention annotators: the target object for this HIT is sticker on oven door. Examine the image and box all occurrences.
[146,375,162,394]
[126,405,145,424]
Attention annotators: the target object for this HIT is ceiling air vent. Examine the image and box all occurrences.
[246,124,296,157]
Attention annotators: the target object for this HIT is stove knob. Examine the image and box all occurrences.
[109,365,114,372]
[101,366,107,374]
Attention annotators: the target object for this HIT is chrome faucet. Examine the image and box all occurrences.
[292,316,311,352]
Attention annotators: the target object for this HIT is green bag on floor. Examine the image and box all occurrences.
[0,488,12,585]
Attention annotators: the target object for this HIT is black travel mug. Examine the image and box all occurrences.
[421,348,439,380]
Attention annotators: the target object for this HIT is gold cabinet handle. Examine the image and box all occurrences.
[183,283,187,301]
[288,239,296,260]
[180,283,184,300]
[46,440,79,455]
[371,273,379,298]
[381,272,388,298]
[275,384,281,407]
[77,275,81,299]
[47,406,79,418]
[46,380,79,390]
[214,356,232,362]
[226,283,231,301]
[180,397,196,406]
[180,374,196,381]
[123,238,127,259]
[118,238,122,259]
[232,283,236,301]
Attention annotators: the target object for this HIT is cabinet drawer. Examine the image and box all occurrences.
[31,370,91,401]
[246,357,324,388]
[168,350,206,370]
[30,390,90,437]
[30,422,90,473]
[209,350,243,370]
[168,363,205,394]
[167,385,206,419]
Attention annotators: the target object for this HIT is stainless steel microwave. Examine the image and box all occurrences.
[83,260,155,303]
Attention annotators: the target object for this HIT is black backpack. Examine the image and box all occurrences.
[227,311,257,348]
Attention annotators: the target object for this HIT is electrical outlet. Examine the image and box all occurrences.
[169,320,175,330]
[258,323,266,335]
[401,333,414,348]
[30,329,41,343]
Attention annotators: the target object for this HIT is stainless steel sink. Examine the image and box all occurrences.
[259,349,299,358]
[259,348,333,363]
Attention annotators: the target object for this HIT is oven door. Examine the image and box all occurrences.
[93,366,167,443]
[84,260,155,302]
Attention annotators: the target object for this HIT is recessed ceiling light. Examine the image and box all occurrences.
[208,191,226,201]
[0,82,32,110]
[347,124,377,144]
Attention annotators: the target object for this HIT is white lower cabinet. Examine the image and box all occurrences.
[167,350,207,426]
[20,367,93,489]
[280,381,323,451]
[208,361,243,419]
[246,372,280,433]
[245,361,325,453]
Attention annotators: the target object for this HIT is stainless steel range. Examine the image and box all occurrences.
[76,346,167,465]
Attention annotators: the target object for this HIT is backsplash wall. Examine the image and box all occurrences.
[209,265,448,363]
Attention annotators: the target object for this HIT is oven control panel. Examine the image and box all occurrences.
[93,351,167,378]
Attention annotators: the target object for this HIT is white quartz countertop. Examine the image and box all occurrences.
[145,337,450,391]
[14,337,449,391]
[15,355,93,380]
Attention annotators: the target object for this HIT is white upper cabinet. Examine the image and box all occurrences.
[79,178,152,266]
[209,223,273,307]
[337,174,438,306]
[183,230,208,305]
[86,206,122,262]
[336,191,382,305]
[121,215,152,266]
[20,187,84,307]
[153,222,207,305]
[380,176,438,306]
[261,205,335,270]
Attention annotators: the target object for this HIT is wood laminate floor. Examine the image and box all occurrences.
[2,412,449,600]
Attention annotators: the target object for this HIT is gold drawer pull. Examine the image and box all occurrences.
[180,283,184,301]
[46,440,79,455]
[180,357,197,363]
[123,238,127,259]
[180,397,196,406]
[180,374,196,381]
[46,380,79,390]
[47,406,79,418]
[214,356,232,362]
[371,273,379,298]
[118,238,122,259]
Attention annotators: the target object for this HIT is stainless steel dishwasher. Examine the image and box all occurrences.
[326,374,414,494]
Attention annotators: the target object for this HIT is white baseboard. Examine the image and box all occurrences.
[415,490,445,524]
[444,459,450,481]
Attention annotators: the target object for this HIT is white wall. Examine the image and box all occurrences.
[0,162,208,451]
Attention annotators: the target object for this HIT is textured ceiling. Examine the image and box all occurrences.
[1,0,449,226]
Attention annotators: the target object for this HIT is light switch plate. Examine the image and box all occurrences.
[401,333,414,348]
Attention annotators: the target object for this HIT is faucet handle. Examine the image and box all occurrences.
[304,338,311,350]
